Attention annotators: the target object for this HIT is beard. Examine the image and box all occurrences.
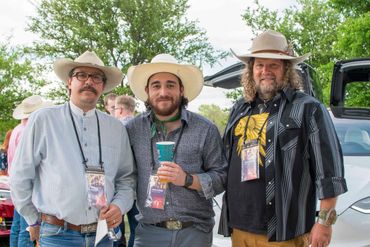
[147,95,181,117]
[255,77,284,100]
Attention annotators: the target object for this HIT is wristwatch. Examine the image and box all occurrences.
[184,172,193,188]
[317,208,337,226]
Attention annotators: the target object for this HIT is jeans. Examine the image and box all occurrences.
[39,222,113,247]
[126,202,139,247]
[9,209,33,247]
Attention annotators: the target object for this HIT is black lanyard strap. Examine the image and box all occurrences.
[68,103,103,170]
[243,102,271,145]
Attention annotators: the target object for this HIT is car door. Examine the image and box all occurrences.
[330,58,370,119]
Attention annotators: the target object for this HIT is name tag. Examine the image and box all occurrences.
[241,139,260,182]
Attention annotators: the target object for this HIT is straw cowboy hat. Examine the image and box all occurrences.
[127,54,204,102]
[53,51,124,93]
[232,30,310,64]
[13,95,53,120]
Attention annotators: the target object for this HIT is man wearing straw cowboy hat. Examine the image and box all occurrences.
[219,30,347,247]
[10,51,136,247]
[125,54,227,247]
[8,95,52,247]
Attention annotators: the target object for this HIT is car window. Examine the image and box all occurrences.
[333,118,370,156]
[344,81,370,108]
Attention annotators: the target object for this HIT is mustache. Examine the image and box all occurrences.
[79,85,98,95]
[156,96,173,101]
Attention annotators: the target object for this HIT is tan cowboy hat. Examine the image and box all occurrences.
[53,51,124,93]
[232,30,310,64]
[127,54,204,102]
[13,95,53,120]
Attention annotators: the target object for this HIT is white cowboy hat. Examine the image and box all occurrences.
[13,95,53,120]
[53,51,124,93]
[232,30,310,64]
[127,54,204,102]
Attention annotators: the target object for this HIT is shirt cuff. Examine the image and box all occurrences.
[316,177,348,199]
[196,173,214,200]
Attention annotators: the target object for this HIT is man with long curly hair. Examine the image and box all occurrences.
[219,30,347,247]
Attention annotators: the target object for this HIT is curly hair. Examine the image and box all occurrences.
[240,58,303,102]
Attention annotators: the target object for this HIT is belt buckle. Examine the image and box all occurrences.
[80,223,97,234]
[165,220,182,230]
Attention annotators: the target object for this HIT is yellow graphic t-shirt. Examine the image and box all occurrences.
[234,113,269,166]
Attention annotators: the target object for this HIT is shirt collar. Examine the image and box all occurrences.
[69,100,96,117]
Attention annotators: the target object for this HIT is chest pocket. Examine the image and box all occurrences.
[278,118,302,146]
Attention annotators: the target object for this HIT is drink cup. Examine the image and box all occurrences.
[156,141,175,183]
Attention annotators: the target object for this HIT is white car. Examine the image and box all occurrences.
[329,58,370,246]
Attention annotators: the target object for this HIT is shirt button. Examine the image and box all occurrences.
[268,181,272,185]
[269,121,273,125]
[286,124,290,127]
[88,206,91,210]
[166,202,169,205]
[84,143,87,147]
[83,113,86,116]
[268,202,272,205]
[267,159,271,163]
[268,139,271,142]
[274,104,277,107]
[84,128,87,131]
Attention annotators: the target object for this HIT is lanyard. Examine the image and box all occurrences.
[150,123,185,168]
[242,102,271,145]
[68,103,103,170]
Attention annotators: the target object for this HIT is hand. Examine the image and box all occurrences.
[29,225,40,242]
[309,222,332,247]
[99,203,122,228]
[157,162,186,186]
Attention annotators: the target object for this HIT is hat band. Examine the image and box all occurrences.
[252,49,292,56]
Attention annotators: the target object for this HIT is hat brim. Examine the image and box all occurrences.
[53,59,124,93]
[231,49,310,65]
[13,101,54,120]
[128,62,204,102]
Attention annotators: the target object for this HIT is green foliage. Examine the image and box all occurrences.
[241,0,370,105]
[0,42,49,136]
[198,104,229,134]
[344,82,370,108]
[334,12,370,59]
[27,0,227,97]
[225,88,243,103]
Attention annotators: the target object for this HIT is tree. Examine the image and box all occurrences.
[27,0,227,98]
[230,0,370,106]
[0,42,49,137]
[198,104,229,134]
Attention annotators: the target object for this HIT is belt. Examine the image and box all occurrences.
[152,220,193,230]
[41,214,97,234]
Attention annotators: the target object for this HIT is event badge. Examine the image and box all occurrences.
[86,168,107,209]
[241,139,260,182]
[145,174,168,210]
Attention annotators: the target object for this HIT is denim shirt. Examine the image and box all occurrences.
[126,109,227,233]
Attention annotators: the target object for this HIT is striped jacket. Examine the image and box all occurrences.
[219,87,347,241]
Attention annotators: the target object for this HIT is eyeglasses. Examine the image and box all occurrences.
[72,71,106,84]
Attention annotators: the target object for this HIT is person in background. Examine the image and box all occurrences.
[126,54,227,247]
[114,95,136,125]
[8,95,53,247]
[219,30,347,247]
[0,129,12,175]
[113,94,138,247]
[104,93,117,116]
[10,51,136,247]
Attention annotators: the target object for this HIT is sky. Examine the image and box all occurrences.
[0,0,296,112]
